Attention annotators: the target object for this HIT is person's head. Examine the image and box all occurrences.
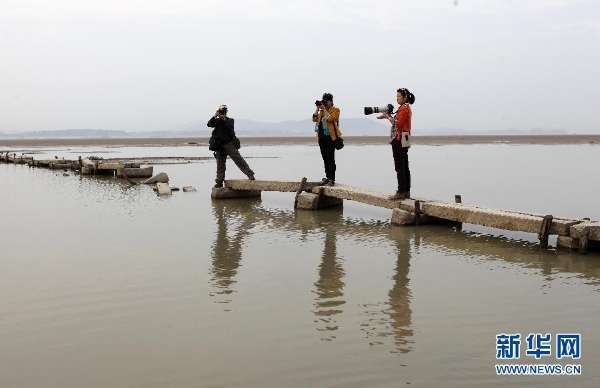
[396,88,415,105]
[322,92,334,108]
[217,104,228,116]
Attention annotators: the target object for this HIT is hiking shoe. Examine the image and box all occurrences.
[327,180,335,186]
[248,174,256,181]
[321,178,329,184]
[214,181,224,188]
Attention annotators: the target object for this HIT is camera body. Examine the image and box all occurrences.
[364,104,394,115]
[315,93,333,108]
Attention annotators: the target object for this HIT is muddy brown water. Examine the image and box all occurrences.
[1,143,599,387]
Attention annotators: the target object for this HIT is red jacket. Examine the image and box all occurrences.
[395,104,412,140]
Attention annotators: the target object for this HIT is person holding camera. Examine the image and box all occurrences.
[378,88,415,200]
[208,105,255,188]
[312,93,342,186]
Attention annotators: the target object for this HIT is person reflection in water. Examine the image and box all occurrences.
[386,232,414,353]
[312,221,346,341]
[361,229,413,354]
[209,200,256,307]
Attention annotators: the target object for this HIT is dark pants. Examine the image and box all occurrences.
[391,138,410,193]
[318,136,336,181]
[215,141,254,184]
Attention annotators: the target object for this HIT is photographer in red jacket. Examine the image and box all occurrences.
[378,88,415,200]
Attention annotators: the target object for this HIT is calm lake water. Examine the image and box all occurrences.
[1,143,599,387]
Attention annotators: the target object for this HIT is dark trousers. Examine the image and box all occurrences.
[215,141,254,184]
[391,139,410,193]
[318,136,336,181]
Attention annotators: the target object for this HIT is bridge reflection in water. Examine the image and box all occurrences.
[208,198,600,353]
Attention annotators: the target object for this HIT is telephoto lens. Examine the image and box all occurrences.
[364,104,394,115]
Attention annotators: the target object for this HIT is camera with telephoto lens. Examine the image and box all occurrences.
[364,104,394,115]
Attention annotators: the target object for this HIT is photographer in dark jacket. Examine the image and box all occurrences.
[208,105,255,188]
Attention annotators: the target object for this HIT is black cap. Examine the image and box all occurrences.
[322,93,333,102]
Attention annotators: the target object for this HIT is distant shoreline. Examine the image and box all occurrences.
[1,135,599,148]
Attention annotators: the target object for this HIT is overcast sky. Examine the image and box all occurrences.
[1,0,599,132]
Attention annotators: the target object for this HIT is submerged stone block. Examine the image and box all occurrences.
[118,166,154,178]
[156,182,172,196]
[296,192,318,209]
[391,208,416,226]
[142,172,170,184]
[49,163,71,170]
[570,222,600,241]
[211,187,261,199]
[557,236,578,250]
[96,162,123,171]
[296,192,343,210]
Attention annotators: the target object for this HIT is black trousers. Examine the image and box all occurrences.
[391,138,410,192]
[318,135,336,181]
[215,141,254,184]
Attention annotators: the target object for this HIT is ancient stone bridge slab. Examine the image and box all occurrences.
[223,180,590,240]
[308,184,413,210]
[225,179,322,192]
[421,202,579,236]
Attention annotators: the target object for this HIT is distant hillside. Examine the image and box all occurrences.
[0,118,390,139]
[0,120,577,139]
